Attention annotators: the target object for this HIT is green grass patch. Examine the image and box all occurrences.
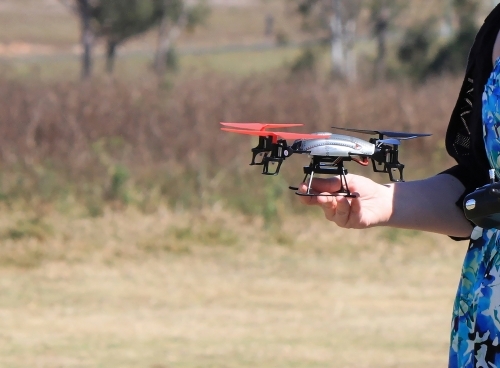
[181,46,304,75]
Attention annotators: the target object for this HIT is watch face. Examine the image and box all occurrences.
[465,199,476,210]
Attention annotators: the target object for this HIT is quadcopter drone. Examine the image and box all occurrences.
[220,122,431,197]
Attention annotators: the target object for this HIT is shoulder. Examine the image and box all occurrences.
[494,30,500,64]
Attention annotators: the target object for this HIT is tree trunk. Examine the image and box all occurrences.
[330,0,345,78]
[374,11,388,82]
[154,4,188,76]
[375,31,386,80]
[154,15,169,75]
[329,0,357,81]
[77,0,93,80]
[106,40,118,74]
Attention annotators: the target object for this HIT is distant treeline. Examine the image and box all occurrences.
[61,0,485,82]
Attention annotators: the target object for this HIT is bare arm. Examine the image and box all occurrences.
[298,173,473,238]
[385,174,472,237]
[376,29,500,237]
[298,31,500,239]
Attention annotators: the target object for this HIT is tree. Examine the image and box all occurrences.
[397,0,480,81]
[60,0,96,79]
[79,0,94,79]
[153,0,210,76]
[366,0,406,82]
[397,19,437,81]
[426,0,479,76]
[292,0,409,81]
[294,0,363,81]
[60,0,209,78]
[92,0,164,74]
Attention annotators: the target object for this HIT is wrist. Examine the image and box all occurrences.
[377,183,396,227]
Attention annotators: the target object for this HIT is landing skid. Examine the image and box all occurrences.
[288,157,356,197]
[288,187,357,198]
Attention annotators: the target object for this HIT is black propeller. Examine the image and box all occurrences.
[331,126,431,140]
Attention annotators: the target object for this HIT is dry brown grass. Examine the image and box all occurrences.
[0,72,459,214]
[0,72,457,164]
[0,2,480,365]
[0,205,465,367]
[0,72,467,366]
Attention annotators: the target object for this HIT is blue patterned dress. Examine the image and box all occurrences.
[449,57,500,367]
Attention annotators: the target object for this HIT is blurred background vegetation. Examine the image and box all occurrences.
[1,0,498,225]
[2,1,500,366]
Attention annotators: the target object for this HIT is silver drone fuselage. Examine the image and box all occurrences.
[292,133,376,157]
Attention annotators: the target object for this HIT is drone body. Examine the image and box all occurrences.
[291,133,376,157]
[220,122,431,197]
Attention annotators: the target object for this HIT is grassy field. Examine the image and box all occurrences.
[1,45,311,81]
[0,1,479,366]
[0,33,467,367]
[0,206,465,367]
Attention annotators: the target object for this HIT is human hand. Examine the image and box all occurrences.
[297,174,394,229]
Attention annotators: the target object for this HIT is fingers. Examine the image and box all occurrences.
[296,178,353,227]
[297,177,343,206]
[304,177,343,194]
[319,195,351,227]
[297,183,319,205]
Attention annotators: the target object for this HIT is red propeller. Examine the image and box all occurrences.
[220,122,303,131]
[221,127,325,143]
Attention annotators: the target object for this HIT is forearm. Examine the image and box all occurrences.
[384,174,473,238]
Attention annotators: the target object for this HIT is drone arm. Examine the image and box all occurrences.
[371,145,405,182]
[259,139,293,175]
[250,136,274,165]
[262,157,283,175]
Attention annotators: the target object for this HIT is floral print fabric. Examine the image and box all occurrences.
[449,57,500,367]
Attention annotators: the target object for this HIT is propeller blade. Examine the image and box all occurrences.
[396,134,432,140]
[220,122,303,131]
[331,126,431,139]
[377,138,401,145]
[221,128,325,140]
